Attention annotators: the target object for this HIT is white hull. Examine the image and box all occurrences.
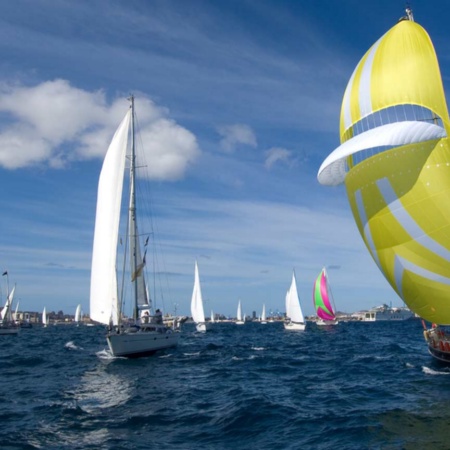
[107,325,178,357]
[284,321,306,331]
[316,319,338,326]
[235,320,245,325]
[0,325,20,335]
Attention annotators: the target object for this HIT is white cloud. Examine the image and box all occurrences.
[217,123,257,153]
[0,79,200,179]
[264,147,292,169]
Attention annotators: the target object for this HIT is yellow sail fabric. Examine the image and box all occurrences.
[345,137,450,324]
[319,16,450,324]
[340,20,450,142]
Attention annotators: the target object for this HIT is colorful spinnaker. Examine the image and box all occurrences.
[318,8,450,325]
[313,268,337,323]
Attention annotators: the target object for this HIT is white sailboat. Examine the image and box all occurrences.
[42,307,48,327]
[261,304,267,324]
[236,300,244,325]
[190,261,207,332]
[74,304,82,326]
[89,96,178,357]
[210,310,215,324]
[284,271,306,331]
[0,274,19,335]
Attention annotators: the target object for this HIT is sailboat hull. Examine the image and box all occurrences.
[316,319,338,326]
[0,325,20,335]
[424,327,450,363]
[284,321,306,331]
[107,327,179,358]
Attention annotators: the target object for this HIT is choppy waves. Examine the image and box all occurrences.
[1,320,449,449]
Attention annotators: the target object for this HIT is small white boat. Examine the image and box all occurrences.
[284,271,306,331]
[0,275,19,335]
[190,261,208,332]
[236,300,244,325]
[42,307,48,327]
[74,304,82,326]
[261,304,267,324]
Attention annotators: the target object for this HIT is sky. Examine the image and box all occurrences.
[1,0,449,318]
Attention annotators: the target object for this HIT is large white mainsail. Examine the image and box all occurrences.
[190,261,206,332]
[90,111,131,326]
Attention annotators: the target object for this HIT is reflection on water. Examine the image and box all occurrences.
[74,365,134,413]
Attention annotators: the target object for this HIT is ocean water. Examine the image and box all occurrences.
[1,320,449,449]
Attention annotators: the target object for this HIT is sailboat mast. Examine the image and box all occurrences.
[128,95,140,321]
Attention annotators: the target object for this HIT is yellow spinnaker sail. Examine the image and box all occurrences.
[319,13,450,324]
[340,19,450,142]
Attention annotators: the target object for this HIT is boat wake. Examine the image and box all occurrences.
[95,349,118,360]
[183,352,201,357]
[422,366,450,375]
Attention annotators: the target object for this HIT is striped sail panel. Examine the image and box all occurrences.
[313,270,336,321]
[90,110,131,326]
[345,137,450,323]
[340,20,449,141]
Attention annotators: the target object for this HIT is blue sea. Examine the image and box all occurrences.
[1,320,449,449]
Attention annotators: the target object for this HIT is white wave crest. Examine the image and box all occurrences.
[422,366,450,375]
[65,341,83,350]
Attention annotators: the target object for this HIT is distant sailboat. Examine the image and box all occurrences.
[210,310,215,324]
[42,307,48,327]
[190,261,207,332]
[313,268,338,326]
[74,304,82,326]
[261,304,267,324]
[89,96,178,357]
[284,271,306,331]
[0,273,19,335]
[236,300,244,325]
[14,301,19,324]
